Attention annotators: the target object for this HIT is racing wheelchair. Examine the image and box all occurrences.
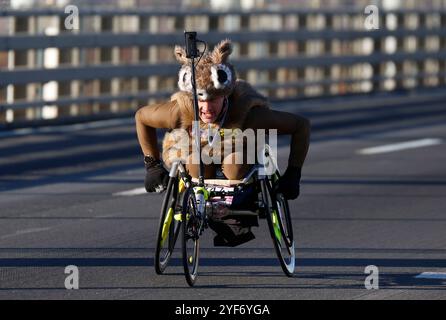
[154,145,295,287]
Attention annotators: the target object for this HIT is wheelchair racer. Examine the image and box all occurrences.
[135,39,310,201]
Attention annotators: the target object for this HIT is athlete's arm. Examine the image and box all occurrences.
[135,100,181,159]
[243,107,310,168]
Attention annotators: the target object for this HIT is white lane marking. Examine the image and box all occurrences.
[1,227,52,239]
[358,138,442,155]
[113,187,147,197]
[0,118,134,138]
[415,272,446,280]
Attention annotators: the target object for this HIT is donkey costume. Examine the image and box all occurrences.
[135,39,310,246]
[135,39,310,191]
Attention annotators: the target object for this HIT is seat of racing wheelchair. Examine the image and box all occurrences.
[190,177,259,247]
[191,178,246,187]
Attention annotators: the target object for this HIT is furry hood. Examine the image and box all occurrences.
[175,39,237,101]
[161,79,270,169]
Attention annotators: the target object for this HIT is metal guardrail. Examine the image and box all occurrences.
[2,51,446,86]
[2,7,446,16]
[1,28,446,50]
[1,7,446,126]
[3,72,446,112]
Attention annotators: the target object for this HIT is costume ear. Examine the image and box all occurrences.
[211,39,232,64]
[178,66,193,92]
[174,45,188,64]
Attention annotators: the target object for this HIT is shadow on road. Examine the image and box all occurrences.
[1,257,446,268]
[0,271,444,291]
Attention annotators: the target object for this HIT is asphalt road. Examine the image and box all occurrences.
[1,91,446,299]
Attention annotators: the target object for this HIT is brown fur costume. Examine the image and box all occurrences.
[161,40,271,169]
[162,80,271,169]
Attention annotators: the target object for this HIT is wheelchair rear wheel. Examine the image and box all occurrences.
[260,177,295,277]
[155,176,182,274]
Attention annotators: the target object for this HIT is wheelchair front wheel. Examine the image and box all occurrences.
[260,178,295,277]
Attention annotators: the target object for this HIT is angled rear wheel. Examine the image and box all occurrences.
[155,176,182,274]
[261,178,295,277]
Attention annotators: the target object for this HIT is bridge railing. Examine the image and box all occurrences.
[0,7,445,127]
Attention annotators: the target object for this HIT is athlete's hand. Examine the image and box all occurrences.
[144,156,169,193]
[277,166,301,200]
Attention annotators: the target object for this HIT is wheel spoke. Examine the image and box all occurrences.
[160,207,174,247]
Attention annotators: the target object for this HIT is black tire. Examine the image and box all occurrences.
[260,178,295,277]
[182,187,200,287]
[155,176,182,275]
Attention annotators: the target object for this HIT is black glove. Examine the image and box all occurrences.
[277,166,302,200]
[144,156,169,193]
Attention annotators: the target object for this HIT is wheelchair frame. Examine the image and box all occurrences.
[154,146,296,287]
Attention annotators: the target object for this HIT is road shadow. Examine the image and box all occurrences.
[1,257,446,268]
[0,271,444,291]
